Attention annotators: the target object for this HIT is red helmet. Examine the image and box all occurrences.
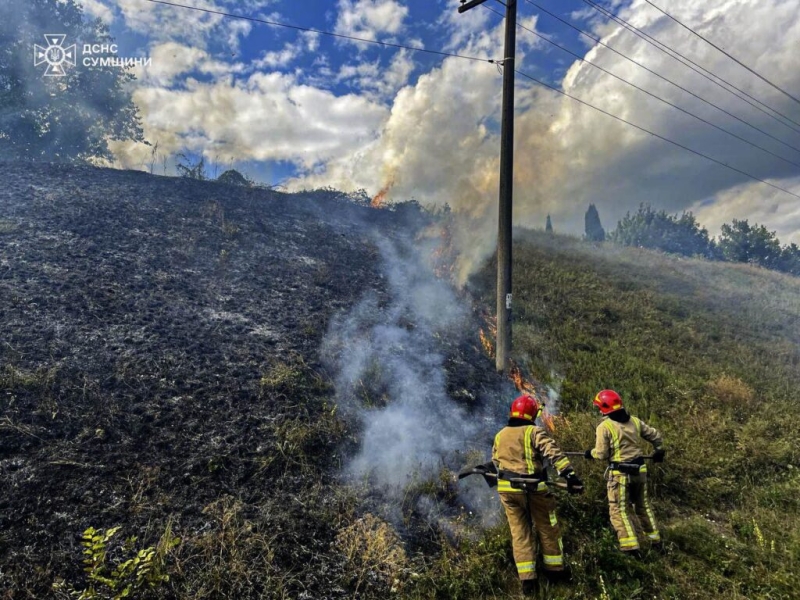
[593,389,624,415]
[510,394,541,422]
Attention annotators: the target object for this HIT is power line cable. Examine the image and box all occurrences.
[484,2,800,169]
[144,0,800,201]
[643,0,800,108]
[524,0,800,147]
[513,68,800,201]
[579,0,800,132]
[144,0,496,65]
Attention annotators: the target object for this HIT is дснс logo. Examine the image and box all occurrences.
[34,34,77,77]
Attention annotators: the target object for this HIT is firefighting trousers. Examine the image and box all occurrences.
[607,469,661,551]
[499,491,564,580]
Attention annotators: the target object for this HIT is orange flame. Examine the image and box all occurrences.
[479,328,494,358]
[477,316,559,433]
[508,361,558,434]
[371,183,392,208]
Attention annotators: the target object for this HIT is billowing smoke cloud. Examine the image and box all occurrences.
[289,0,800,275]
[99,0,800,274]
[321,231,507,524]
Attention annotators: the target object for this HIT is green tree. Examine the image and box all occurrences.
[777,243,800,276]
[717,219,782,269]
[0,0,144,162]
[584,203,605,242]
[545,215,553,233]
[611,204,715,258]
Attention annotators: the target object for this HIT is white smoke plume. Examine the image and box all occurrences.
[321,230,508,525]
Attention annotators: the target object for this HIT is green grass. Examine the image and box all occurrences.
[436,230,800,599]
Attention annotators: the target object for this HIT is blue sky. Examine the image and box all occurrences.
[93,0,605,186]
[71,0,800,266]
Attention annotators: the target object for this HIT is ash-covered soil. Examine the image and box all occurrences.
[0,163,502,599]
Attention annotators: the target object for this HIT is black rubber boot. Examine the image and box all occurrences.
[544,567,572,583]
[521,579,539,596]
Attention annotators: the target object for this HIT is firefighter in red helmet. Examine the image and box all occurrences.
[493,394,583,595]
[585,389,665,554]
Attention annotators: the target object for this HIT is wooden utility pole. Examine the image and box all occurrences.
[458,0,517,372]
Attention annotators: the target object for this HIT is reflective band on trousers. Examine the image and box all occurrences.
[648,532,661,541]
[618,478,637,543]
[516,561,535,574]
[543,554,563,566]
[619,536,639,548]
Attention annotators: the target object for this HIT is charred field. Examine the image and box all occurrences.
[2,163,800,600]
[0,163,505,599]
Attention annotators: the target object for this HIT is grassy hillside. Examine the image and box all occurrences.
[2,164,799,600]
[458,230,800,599]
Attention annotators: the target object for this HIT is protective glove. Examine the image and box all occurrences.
[564,472,584,495]
[584,449,594,460]
[652,448,666,463]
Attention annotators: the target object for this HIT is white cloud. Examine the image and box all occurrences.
[81,0,115,23]
[136,42,247,86]
[112,71,388,172]
[109,0,250,51]
[334,0,409,42]
[689,177,800,245]
[254,32,319,70]
[336,49,416,99]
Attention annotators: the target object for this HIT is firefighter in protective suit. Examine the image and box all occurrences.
[493,395,583,595]
[585,389,665,553]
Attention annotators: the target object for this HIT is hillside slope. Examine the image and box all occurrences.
[466,230,800,599]
[0,163,505,599]
[2,164,799,600]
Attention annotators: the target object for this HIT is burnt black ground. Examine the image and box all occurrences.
[0,163,503,599]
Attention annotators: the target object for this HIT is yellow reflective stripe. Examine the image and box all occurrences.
[632,416,641,436]
[554,457,570,472]
[618,477,636,542]
[648,532,661,541]
[603,420,621,462]
[516,561,535,573]
[639,465,648,474]
[524,426,535,473]
[543,554,563,566]
[642,484,659,536]
[549,510,558,527]
[497,480,524,493]
[496,480,547,493]
[619,536,639,548]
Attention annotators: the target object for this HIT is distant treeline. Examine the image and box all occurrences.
[579,203,800,277]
